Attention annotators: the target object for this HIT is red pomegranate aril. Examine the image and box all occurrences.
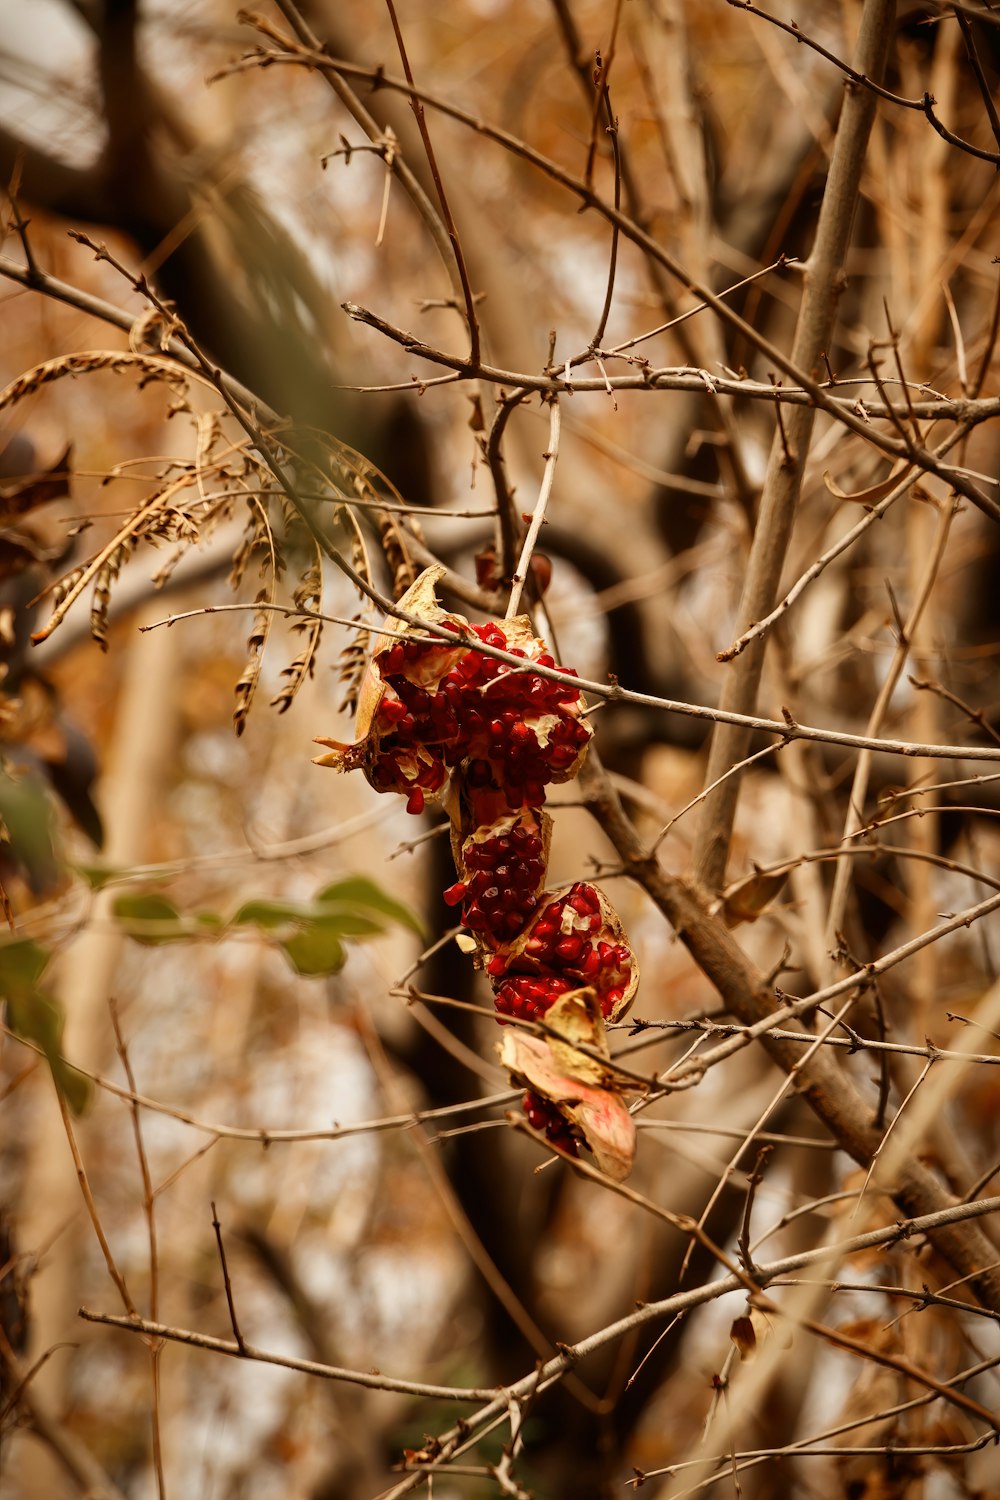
[525,1097,548,1129]
[523,1091,579,1155]
[568,887,599,914]
[467,759,494,787]
[405,786,425,816]
[418,762,447,791]
[443,882,467,907]
[377,694,407,726]
[493,972,572,1022]
[555,935,584,963]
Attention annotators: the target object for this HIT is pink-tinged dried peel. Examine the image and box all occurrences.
[498,988,636,1181]
[489,881,638,1021]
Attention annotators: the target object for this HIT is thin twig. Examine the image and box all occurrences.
[210,1202,246,1354]
[693,0,900,892]
[109,1004,165,1500]
[736,1146,772,1277]
[506,400,560,618]
[824,498,959,951]
[382,0,481,366]
[78,1309,502,1400]
[54,1089,137,1319]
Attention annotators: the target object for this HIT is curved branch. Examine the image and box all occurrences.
[580,748,1000,1313]
[726,0,1000,165]
[922,89,1000,165]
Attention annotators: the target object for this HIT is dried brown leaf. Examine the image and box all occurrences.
[822,462,909,505]
[0,445,72,521]
[336,612,371,718]
[0,352,189,420]
[270,560,323,714]
[233,590,271,737]
[378,510,418,599]
[722,867,790,928]
[90,539,134,651]
[730,1314,757,1362]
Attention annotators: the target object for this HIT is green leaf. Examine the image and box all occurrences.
[111,892,197,944]
[112,891,181,923]
[74,861,127,891]
[0,936,51,994]
[232,898,314,930]
[6,986,91,1115]
[0,768,58,890]
[0,936,89,1110]
[315,876,424,937]
[312,910,385,937]
[279,925,346,977]
[235,899,385,939]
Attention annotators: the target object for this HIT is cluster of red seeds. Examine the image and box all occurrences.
[368,623,590,816]
[488,883,633,1027]
[524,1090,580,1155]
[443,814,546,944]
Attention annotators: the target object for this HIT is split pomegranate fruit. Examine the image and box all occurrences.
[316,568,638,1170]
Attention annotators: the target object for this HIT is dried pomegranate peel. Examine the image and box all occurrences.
[499,989,636,1181]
